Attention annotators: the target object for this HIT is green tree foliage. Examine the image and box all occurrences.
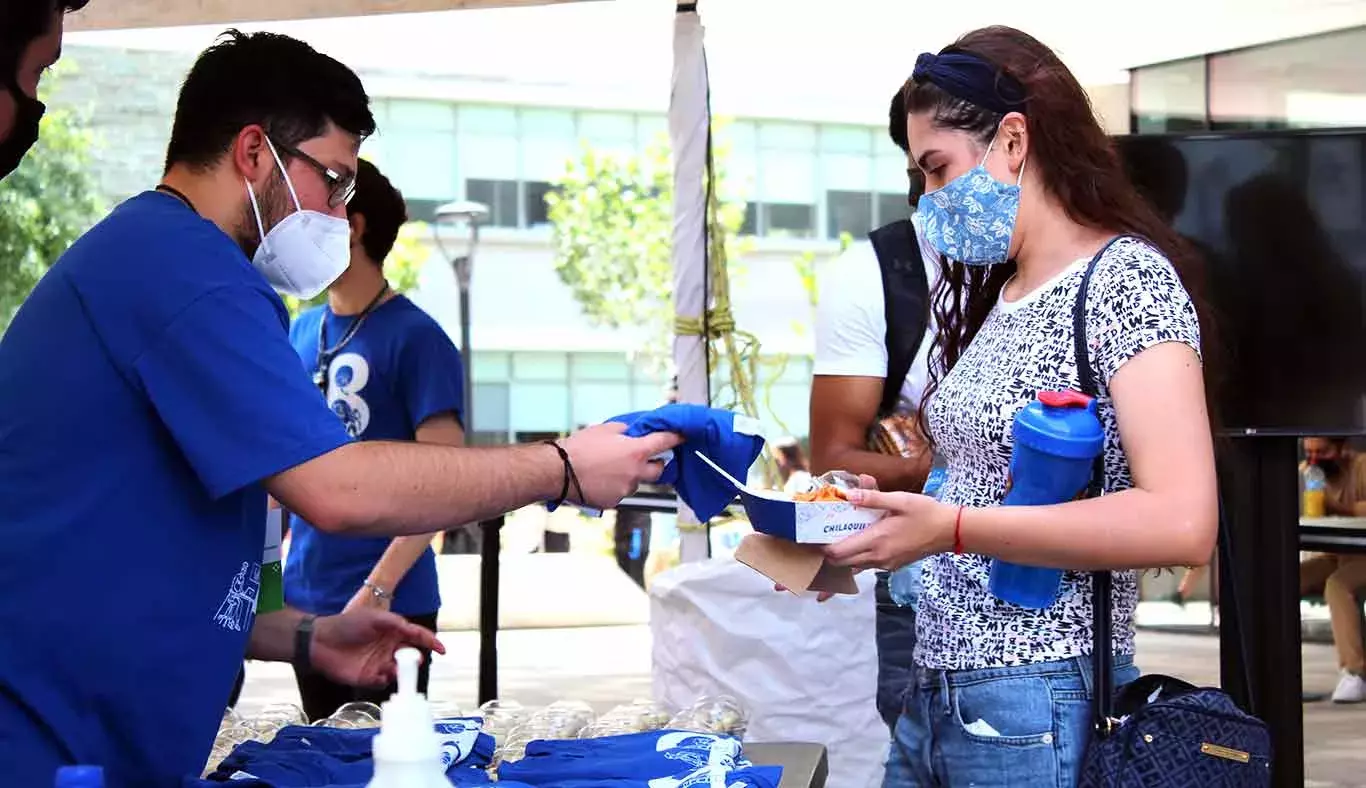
[0,74,102,332]
[545,138,747,362]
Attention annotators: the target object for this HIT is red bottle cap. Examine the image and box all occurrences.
[1038,390,1093,409]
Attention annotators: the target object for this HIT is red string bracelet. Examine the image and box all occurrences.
[953,506,966,554]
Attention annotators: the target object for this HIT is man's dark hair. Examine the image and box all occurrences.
[164,29,375,172]
[0,0,89,76]
[888,86,924,205]
[888,87,909,154]
[347,159,407,264]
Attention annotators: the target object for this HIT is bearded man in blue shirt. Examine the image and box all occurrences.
[0,30,676,787]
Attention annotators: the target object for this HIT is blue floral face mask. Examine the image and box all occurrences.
[914,133,1024,266]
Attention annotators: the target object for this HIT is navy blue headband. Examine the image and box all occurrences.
[911,48,1027,116]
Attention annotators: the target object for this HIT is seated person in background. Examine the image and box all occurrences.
[1300,436,1366,703]
[773,437,814,495]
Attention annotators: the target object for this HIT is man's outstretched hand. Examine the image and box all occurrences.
[311,607,445,688]
[559,422,682,509]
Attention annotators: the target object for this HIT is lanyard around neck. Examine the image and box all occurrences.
[313,283,390,392]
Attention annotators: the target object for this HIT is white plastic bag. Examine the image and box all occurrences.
[650,558,887,788]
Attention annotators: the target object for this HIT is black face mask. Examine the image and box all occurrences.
[0,76,45,181]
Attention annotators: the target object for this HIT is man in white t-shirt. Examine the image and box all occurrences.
[809,87,940,732]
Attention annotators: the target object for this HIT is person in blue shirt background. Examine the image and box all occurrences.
[0,29,677,787]
[286,159,465,721]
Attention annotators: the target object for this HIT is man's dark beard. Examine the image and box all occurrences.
[235,173,292,260]
[1319,459,1342,477]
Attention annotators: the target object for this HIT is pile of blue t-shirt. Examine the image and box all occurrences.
[498,730,782,788]
[190,717,507,787]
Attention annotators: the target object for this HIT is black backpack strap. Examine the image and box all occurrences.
[869,218,931,418]
[1072,234,1134,737]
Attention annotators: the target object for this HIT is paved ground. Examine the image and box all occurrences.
[236,625,1366,787]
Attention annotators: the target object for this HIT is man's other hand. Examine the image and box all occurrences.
[312,608,445,688]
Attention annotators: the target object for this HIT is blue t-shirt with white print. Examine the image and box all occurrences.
[0,191,352,787]
[286,295,464,616]
[499,730,782,787]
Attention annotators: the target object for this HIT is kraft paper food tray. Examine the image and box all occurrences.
[696,452,885,544]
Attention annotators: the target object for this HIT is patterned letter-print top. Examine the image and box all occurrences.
[918,237,1202,670]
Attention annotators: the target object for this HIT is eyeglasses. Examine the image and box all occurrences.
[273,140,357,208]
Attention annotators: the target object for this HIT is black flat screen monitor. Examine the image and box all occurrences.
[1115,129,1366,437]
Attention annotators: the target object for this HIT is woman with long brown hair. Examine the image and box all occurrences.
[821,26,1218,786]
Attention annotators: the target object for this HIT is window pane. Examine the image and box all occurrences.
[522,108,576,137]
[405,198,442,223]
[874,151,910,193]
[1132,57,1208,132]
[573,382,633,425]
[472,352,510,381]
[471,382,510,433]
[458,105,518,135]
[521,108,578,181]
[1209,29,1366,129]
[723,146,757,202]
[579,112,636,144]
[820,125,873,154]
[510,383,570,432]
[759,122,817,152]
[759,150,815,203]
[740,204,759,236]
[522,139,579,182]
[378,129,455,200]
[874,192,910,226]
[637,115,668,150]
[826,190,873,239]
[466,179,518,228]
[572,353,630,381]
[763,203,815,238]
[459,133,519,180]
[631,381,670,411]
[388,100,456,132]
[524,181,557,227]
[821,151,872,192]
[512,351,569,381]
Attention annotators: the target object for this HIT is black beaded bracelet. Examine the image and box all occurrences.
[543,440,585,511]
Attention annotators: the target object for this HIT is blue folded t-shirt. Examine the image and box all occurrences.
[607,404,765,521]
[191,717,499,787]
[498,730,781,788]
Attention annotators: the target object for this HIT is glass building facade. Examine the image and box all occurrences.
[1131,26,1366,133]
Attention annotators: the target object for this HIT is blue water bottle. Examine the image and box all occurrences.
[988,390,1105,609]
[889,456,948,607]
[55,765,104,788]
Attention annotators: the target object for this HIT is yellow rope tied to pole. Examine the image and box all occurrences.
[671,161,783,519]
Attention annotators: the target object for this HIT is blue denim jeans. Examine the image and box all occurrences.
[874,571,918,731]
[883,655,1139,788]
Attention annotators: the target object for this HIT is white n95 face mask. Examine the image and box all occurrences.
[245,137,352,299]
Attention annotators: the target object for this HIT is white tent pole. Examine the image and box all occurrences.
[669,1,712,563]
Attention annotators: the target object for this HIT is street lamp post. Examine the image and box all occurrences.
[432,200,500,704]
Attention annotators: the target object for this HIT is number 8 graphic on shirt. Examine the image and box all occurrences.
[325,352,371,438]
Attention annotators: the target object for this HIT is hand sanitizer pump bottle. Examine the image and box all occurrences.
[366,648,449,788]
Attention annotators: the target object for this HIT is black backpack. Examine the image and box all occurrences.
[867,218,932,419]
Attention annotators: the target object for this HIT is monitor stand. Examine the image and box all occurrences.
[1218,436,1302,787]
